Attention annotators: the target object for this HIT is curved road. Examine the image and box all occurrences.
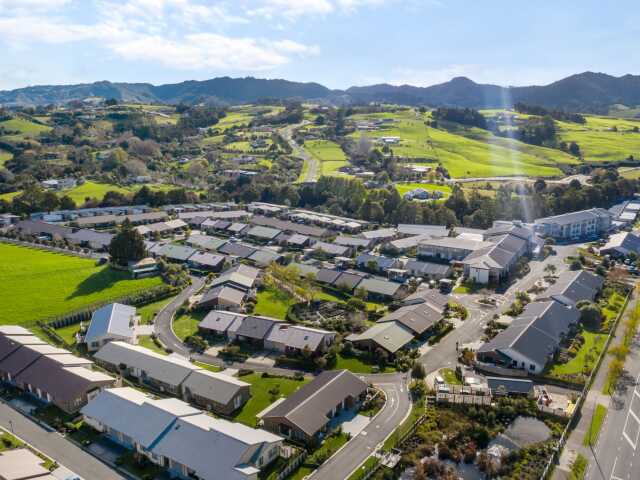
[154,279,412,480]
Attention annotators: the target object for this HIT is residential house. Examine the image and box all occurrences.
[310,241,352,258]
[477,300,581,373]
[358,228,398,244]
[0,330,113,413]
[537,270,604,307]
[218,242,257,259]
[261,370,367,444]
[264,324,336,355]
[346,322,414,355]
[404,260,452,280]
[188,252,227,272]
[197,286,247,312]
[245,226,282,243]
[356,253,401,274]
[84,303,137,352]
[333,235,373,251]
[82,388,282,480]
[600,231,640,258]
[153,244,196,263]
[418,237,492,261]
[210,264,261,292]
[357,277,408,301]
[378,298,445,337]
[94,342,250,414]
[461,234,528,284]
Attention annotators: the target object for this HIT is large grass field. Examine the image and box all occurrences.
[395,182,452,198]
[0,118,51,140]
[0,244,163,327]
[0,150,11,167]
[349,111,573,178]
[63,181,132,204]
[303,139,351,177]
[233,373,309,427]
[481,109,640,164]
[556,116,640,163]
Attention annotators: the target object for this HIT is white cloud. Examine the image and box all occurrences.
[109,33,318,71]
[0,1,318,73]
[247,0,393,20]
[248,0,335,20]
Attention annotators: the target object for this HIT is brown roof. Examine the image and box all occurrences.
[15,356,112,402]
[263,370,367,437]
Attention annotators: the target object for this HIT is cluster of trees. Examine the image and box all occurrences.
[514,102,586,124]
[432,107,488,129]
[176,106,226,130]
[516,115,557,146]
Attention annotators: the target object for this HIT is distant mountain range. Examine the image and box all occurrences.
[2,72,640,112]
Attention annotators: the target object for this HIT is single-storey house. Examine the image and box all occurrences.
[346,321,414,355]
[197,285,247,312]
[82,388,281,480]
[600,231,640,258]
[84,303,137,352]
[261,370,367,444]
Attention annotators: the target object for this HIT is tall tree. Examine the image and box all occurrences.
[108,218,146,266]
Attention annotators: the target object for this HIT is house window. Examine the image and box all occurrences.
[529,364,536,371]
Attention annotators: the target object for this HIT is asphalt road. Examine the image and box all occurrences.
[585,329,640,480]
[154,276,205,357]
[419,243,579,374]
[311,372,411,480]
[0,401,126,480]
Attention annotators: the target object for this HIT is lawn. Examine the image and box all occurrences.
[347,456,381,480]
[395,182,452,198]
[333,352,394,374]
[304,140,350,178]
[232,373,309,427]
[548,329,607,379]
[54,323,82,345]
[254,285,348,320]
[193,361,222,373]
[0,117,51,139]
[0,244,163,327]
[439,368,462,385]
[350,111,570,178]
[137,335,167,355]
[172,310,205,341]
[253,287,294,319]
[583,404,607,447]
[63,181,131,205]
[0,150,11,167]
[137,295,176,325]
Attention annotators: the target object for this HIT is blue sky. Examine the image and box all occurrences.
[0,0,638,90]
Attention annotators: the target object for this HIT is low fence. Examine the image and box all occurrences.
[0,237,100,260]
[540,288,632,479]
[276,451,308,480]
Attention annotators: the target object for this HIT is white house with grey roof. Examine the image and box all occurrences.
[477,300,580,373]
[264,324,335,355]
[461,233,528,284]
[82,387,282,480]
[84,303,137,352]
[534,208,612,240]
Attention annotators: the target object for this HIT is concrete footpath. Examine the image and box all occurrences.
[0,402,126,480]
[553,290,637,479]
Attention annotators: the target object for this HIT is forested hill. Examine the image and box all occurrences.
[1,72,640,113]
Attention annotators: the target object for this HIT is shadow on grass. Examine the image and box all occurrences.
[66,267,127,300]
